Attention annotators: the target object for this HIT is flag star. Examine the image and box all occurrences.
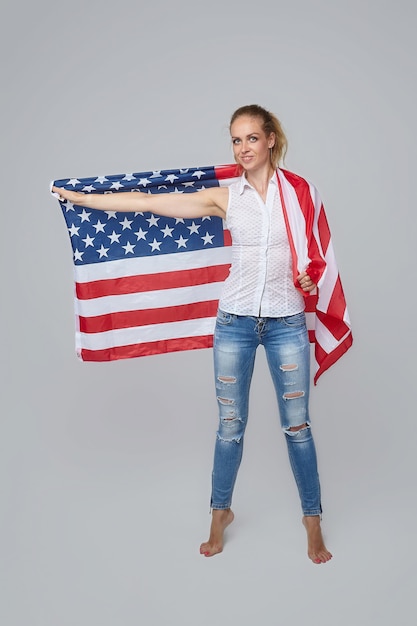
[201,231,215,245]
[68,224,80,237]
[146,214,160,228]
[202,215,212,221]
[122,173,136,181]
[157,185,168,190]
[111,181,124,190]
[74,248,84,261]
[93,219,106,233]
[182,182,195,188]
[172,187,184,194]
[79,209,91,222]
[135,227,148,241]
[179,169,189,174]
[95,176,109,184]
[150,170,162,178]
[192,170,206,179]
[175,235,188,249]
[82,234,95,247]
[119,216,133,230]
[161,224,174,238]
[63,201,75,212]
[97,244,110,258]
[138,178,151,187]
[122,241,136,255]
[175,218,185,224]
[67,178,81,187]
[108,230,121,244]
[187,221,200,235]
[149,238,162,252]
[82,185,96,192]
[165,174,179,184]
[105,211,118,219]
[134,211,145,216]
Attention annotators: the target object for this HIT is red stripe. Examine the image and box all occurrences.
[317,206,331,255]
[304,294,318,312]
[80,335,214,361]
[223,229,232,246]
[76,263,231,300]
[277,172,299,289]
[316,276,350,340]
[214,164,240,179]
[79,300,219,333]
[314,334,353,385]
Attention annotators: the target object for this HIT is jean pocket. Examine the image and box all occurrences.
[282,311,306,327]
[216,309,235,325]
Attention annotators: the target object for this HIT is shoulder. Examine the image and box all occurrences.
[279,168,313,190]
[200,185,229,217]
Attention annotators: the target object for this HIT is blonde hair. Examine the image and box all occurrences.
[230,104,288,168]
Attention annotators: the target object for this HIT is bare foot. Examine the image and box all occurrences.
[302,515,333,564]
[200,509,234,557]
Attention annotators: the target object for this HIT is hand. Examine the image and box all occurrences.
[51,186,86,204]
[297,271,316,293]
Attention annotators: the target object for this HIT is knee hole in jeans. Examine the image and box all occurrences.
[283,390,305,400]
[217,375,237,384]
[284,422,310,436]
[279,363,298,371]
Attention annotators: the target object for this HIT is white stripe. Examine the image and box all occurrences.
[315,317,343,353]
[76,281,225,317]
[79,317,217,351]
[305,310,315,332]
[317,246,338,309]
[278,170,309,272]
[74,245,232,283]
[219,178,237,188]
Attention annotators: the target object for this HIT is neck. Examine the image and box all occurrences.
[245,165,276,198]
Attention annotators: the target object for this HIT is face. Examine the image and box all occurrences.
[230,115,275,173]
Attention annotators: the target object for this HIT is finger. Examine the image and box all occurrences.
[50,184,65,200]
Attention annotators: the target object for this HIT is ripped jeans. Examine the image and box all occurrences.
[211,309,322,516]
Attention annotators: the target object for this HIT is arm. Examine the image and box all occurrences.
[52,185,228,219]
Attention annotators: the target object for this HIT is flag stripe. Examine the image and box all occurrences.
[79,300,219,333]
[80,335,214,362]
[75,282,226,317]
[74,240,232,282]
[78,317,217,351]
[76,263,231,299]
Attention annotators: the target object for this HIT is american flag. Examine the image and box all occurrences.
[53,164,236,362]
[52,164,352,383]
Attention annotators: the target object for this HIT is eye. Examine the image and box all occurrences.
[249,136,257,142]
[232,138,241,145]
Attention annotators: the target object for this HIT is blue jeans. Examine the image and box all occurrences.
[211,309,322,516]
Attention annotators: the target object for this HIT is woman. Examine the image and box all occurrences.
[53,104,332,564]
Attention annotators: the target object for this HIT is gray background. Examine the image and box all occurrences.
[1,0,415,624]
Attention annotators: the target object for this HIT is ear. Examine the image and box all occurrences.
[268,132,276,149]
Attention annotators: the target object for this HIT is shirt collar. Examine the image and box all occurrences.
[237,170,278,195]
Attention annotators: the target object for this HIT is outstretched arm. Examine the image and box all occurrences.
[52,185,228,219]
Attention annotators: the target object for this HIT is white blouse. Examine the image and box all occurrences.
[218,173,305,317]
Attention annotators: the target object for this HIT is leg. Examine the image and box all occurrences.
[264,313,332,563]
[200,311,257,557]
